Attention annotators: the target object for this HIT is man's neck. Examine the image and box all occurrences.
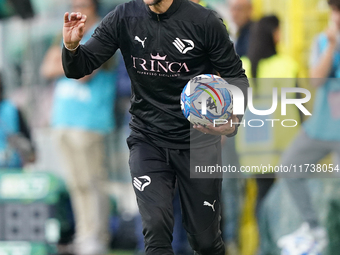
[149,0,174,14]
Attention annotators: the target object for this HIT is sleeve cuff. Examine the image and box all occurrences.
[226,124,239,137]
[63,42,80,52]
[226,115,242,137]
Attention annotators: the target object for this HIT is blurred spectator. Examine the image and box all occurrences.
[229,0,253,57]
[0,72,35,168]
[277,0,340,253]
[40,0,117,254]
[238,15,300,255]
[240,15,299,215]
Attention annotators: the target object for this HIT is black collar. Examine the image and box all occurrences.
[144,0,183,21]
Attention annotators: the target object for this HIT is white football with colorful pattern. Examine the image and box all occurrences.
[181,74,233,127]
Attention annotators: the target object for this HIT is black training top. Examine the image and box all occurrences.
[62,0,249,149]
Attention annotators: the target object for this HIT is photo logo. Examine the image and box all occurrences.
[199,84,312,128]
[203,85,311,116]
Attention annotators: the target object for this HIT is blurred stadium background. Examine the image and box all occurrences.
[0,0,336,255]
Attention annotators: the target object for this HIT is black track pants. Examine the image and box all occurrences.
[127,135,225,255]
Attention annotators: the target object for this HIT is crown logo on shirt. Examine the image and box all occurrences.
[150,53,167,61]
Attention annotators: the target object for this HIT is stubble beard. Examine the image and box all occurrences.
[145,0,164,6]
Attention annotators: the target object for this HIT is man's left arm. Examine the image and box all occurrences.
[195,11,249,136]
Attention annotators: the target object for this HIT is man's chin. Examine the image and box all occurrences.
[143,0,163,6]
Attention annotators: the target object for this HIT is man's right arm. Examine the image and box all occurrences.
[62,10,120,79]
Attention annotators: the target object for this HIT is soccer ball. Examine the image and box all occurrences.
[180,74,233,127]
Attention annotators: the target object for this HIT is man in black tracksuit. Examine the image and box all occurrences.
[62,0,249,254]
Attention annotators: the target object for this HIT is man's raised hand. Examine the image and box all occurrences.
[63,12,87,51]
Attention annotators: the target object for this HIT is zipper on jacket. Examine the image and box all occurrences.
[157,14,161,51]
